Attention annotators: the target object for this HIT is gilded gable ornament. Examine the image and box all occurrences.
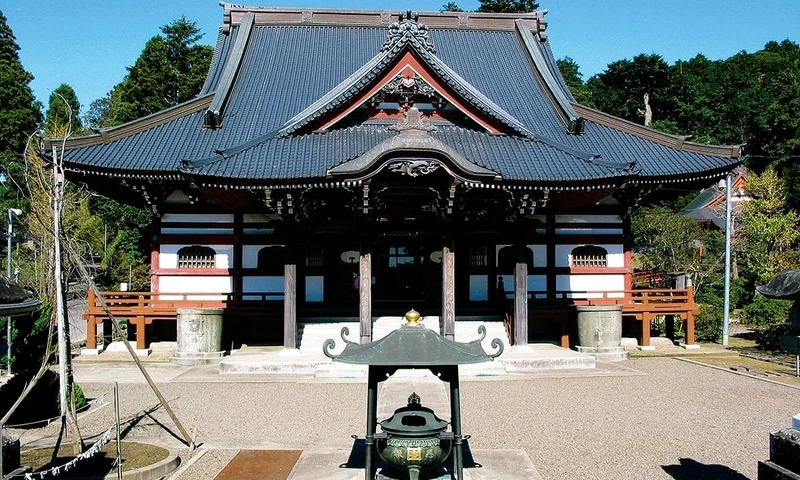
[381,10,436,54]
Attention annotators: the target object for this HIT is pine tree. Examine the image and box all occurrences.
[0,10,42,210]
[45,83,82,134]
[476,0,539,13]
[111,17,213,125]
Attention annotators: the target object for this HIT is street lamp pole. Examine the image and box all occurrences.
[6,208,22,376]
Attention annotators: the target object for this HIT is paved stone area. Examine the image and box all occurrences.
[6,357,799,479]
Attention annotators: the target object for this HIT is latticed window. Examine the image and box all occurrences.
[469,246,488,267]
[306,247,324,267]
[571,245,608,267]
[177,245,216,268]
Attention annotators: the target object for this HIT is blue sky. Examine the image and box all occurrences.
[4,0,799,112]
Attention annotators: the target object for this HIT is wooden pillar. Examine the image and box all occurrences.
[442,242,456,340]
[545,214,556,295]
[86,290,97,349]
[686,313,696,345]
[359,246,372,344]
[514,262,528,346]
[641,313,651,348]
[560,314,570,348]
[283,249,297,349]
[135,316,146,350]
[233,213,243,298]
[150,216,161,292]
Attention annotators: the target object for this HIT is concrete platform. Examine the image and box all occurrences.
[218,343,595,376]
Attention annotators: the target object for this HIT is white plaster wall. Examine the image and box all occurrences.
[556,274,625,297]
[242,245,285,269]
[161,227,234,234]
[158,276,231,300]
[159,244,233,269]
[243,276,284,300]
[161,213,234,223]
[555,214,622,224]
[555,244,624,268]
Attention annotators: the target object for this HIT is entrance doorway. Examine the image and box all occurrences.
[374,240,441,309]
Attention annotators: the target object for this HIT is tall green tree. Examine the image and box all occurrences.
[441,2,464,12]
[44,83,82,134]
[0,10,42,214]
[93,17,213,127]
[442,0,538,13]
[556,57,593,106]
[587,54,673,126]
[477,0,539,12]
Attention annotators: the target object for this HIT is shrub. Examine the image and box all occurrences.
[742,295,792,350]
[695,303,723,343]
[754,321,791,350]
[741,296,791,328]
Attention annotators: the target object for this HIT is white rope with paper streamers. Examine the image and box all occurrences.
[24,423,116,479]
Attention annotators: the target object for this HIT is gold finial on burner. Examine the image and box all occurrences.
[405,309,421,326]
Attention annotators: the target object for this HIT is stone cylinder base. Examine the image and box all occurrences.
[576,305,623,350]
[171,308,225,366]
[575,345,628,361]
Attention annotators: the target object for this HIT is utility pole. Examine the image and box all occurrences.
[723,173,732,346]
[6,208,22,376]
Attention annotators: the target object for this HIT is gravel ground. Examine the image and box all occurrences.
[9,357,798,480]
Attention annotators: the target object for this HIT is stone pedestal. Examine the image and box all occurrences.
[2,434,20,475]
[170,308,225,366]
[575,305,627,361]
[759,428,800,479]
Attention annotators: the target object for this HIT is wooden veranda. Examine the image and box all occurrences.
[84,287,698,351]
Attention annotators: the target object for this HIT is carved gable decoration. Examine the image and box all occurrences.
[278,11,534,140]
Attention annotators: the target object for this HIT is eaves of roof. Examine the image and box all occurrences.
[43,93,214,152]
[573,104,744,159]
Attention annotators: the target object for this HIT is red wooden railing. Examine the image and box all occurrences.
[83,290,283,349]
[521,287,698,348]
[85,286,697,351]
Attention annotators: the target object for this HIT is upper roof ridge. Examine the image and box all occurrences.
[381,10,436,54]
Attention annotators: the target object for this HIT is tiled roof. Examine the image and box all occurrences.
[57,9,742,187]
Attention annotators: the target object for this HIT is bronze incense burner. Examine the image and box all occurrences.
[376,393,453,480]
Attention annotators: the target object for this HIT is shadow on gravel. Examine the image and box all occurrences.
[662,458,748,479]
